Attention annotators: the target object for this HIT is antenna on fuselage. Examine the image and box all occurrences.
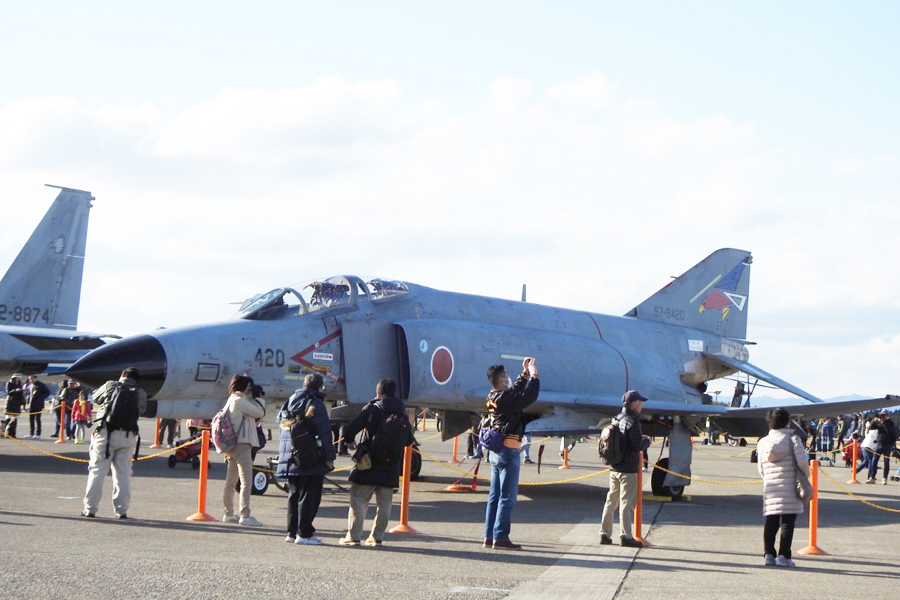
[521,284,527,302]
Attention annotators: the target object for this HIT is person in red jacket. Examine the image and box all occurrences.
[71,390,92,444]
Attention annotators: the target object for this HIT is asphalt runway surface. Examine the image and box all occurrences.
[1,418,899,599]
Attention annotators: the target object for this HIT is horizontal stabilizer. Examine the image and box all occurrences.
[709,354,822,403]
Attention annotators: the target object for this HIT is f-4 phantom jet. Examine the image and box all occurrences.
[66,249,897,496]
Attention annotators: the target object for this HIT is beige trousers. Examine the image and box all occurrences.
[600,471,638,539]
[223,443,253,518]
[347,483,394,542]
[84,428,136,516]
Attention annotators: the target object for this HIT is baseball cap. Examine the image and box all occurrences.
[622,390,648,405]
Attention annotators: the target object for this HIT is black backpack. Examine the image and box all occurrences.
[104,383,140,433]
[598,419,624,466]
[288,397,327,469]
[368,404,411,466]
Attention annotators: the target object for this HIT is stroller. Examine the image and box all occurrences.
[167,434,206,470]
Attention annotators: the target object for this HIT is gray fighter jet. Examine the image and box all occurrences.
[66,249,897,495]
[0,185,107,376]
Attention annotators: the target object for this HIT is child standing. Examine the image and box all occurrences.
[71,390,92,444]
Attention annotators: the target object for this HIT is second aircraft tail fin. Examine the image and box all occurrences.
[626,248,753,340]
[0,185,94,330]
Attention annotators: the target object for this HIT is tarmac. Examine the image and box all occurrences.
[1,417,899,599]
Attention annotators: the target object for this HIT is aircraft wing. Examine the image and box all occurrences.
[5,326,110,364]
[721,395,900,420]
[706,354,823,403]
[466,388,730,418]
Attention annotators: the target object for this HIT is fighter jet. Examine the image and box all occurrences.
[66,249,897,496]
[0,185,108,376]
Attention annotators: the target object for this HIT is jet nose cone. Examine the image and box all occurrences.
[66,334,167,398]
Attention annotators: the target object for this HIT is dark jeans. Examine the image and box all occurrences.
[868,452,889,481]
[29,414,42,437]
[158,419,176,445]
[764,513,797,559]
[287,475,324,538]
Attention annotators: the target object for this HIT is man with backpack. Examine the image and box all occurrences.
[275,373,334,545]
[600,390,651,548]
[82,367,147,519]
[339,379,414,547]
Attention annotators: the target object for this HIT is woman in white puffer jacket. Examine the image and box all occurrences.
[756,408,811,568]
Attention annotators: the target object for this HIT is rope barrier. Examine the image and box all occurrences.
[818,466,900,514]
[413,446,611,486]
[0,429,89,463]
[647,459,762,485]
[0,429,199,463]
[3,406,54,417]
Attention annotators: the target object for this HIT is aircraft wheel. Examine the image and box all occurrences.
[191,456,200,470]
[251,469,269,495]
[167,455,176,468]
[411,451,422,480]
[650,458,685,499]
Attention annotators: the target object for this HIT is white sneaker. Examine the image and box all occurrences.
[295,535,323,545]
[32,435,40,440]
[22,435,32,439]
[222,515,239,523]
[866,478,876,484]
[285,535,296,543]
[239,516,262,527]
[764,554,775,566]
[775,555,796,568]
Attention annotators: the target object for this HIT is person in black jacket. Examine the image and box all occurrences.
[483,358,540,550]
[600,390,651,548]
[3,375,25,438]
[25,375,50,439]
[339,379,415,546]
[275,373,335,545]
[872,411,897,485]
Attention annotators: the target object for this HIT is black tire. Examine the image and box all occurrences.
[739,438,748,447]
[411,450,422,480]
[191,456,199,470]
[650,457,685,499]
[251,469,269,495]
[168,455,176,468]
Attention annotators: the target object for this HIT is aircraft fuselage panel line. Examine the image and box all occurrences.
[583,311,630,392]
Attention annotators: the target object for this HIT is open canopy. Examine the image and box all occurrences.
[235,277,410,320]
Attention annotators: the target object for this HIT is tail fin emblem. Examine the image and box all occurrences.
[698,261,748,321]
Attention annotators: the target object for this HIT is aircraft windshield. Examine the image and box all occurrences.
[236,288,307,320]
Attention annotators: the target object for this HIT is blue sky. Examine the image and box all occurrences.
[1,2,898,398]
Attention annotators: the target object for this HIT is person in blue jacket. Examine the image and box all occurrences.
[276,373,335,545]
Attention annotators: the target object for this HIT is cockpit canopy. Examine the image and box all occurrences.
[235,276,410,320]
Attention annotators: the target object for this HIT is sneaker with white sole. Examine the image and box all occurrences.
[764,554,776,566]
[239,516,262,527]
[285,535,296,543]
[338,536,361,546]
[296,536,323,545]
[222,515,239,523]
[775,555,796,568]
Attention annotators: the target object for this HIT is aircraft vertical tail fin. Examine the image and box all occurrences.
[626,248,753,339]
[0,185,94,330]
